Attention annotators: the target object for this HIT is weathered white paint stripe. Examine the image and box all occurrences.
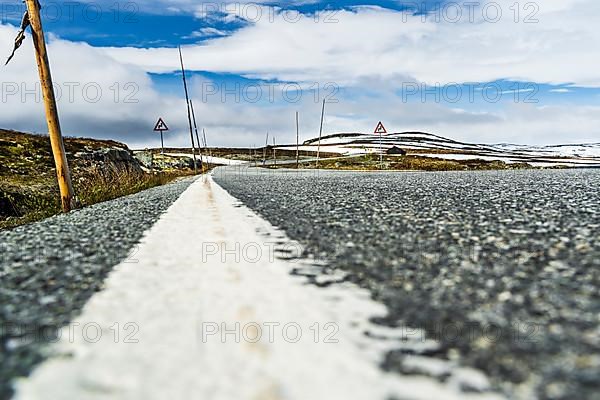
[15,175,505,400]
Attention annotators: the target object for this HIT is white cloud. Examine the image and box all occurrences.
[0,23,187,148]
[185,27,229,39]
[1,1,600,149]
[102,1,600,87]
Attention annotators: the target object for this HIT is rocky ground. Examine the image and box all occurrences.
[0,129,200,229]
[213,167,600,400]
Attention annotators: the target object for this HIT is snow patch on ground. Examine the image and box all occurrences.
[164,153,248,165]
[281,133,600,167]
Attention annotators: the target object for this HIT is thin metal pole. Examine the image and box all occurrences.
[178,46,197,174]
[296,111,299,169]
[316,99,325,168]
[189,99,203,171]
[25,0,75,212]
[203,128,212,159]
[160,131,164,154]
[263,132,269,166]
[273,137,276,167]
[379,131,383,169]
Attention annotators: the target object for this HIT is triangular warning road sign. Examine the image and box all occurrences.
[374,121,387,135]
[154,118,169,132]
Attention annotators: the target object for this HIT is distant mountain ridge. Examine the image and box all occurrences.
[284,131,600,168]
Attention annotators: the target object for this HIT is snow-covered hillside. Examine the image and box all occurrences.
[278,132,600,168]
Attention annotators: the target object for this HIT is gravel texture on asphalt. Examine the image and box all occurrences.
[0,177,194,399]
[213,167,600,400]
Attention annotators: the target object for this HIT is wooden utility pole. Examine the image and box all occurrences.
[178,46,198,174]
[25,0,75,212]
[296,111,299,169]
[316,99,325,168]
[273,137,276,167]
[189,99,203,171]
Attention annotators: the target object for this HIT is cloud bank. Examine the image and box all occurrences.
[1,1,598,147]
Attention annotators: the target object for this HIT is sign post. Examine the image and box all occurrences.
[154,118,169,154]
[374,121,387,169]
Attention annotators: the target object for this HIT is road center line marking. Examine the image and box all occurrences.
[15,174,504,400]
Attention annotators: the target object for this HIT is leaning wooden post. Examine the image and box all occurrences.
[25,0,75,212]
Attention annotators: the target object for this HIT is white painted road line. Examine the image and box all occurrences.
[15,175,504,400]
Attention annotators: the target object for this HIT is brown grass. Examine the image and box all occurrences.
[286,154,533,171]
[0,129,202,230]
[0,169,189,230]
[75,168,190,207]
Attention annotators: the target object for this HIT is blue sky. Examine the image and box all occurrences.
[1,0,599,147]
[2,0,452,47]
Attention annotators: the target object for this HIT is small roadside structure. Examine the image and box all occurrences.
[386,146,407,155]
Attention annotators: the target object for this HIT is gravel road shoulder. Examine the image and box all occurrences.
[0,177,195,399]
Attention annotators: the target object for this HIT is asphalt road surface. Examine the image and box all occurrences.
[2,168,599,400]
[0,177,194,399]
[213,167,600,400]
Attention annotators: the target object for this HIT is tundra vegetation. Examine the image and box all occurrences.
[269,153,534,171]
[0,130,203,230]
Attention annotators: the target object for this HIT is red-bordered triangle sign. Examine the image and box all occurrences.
[154,118,169,132]
[374,121,387,135]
